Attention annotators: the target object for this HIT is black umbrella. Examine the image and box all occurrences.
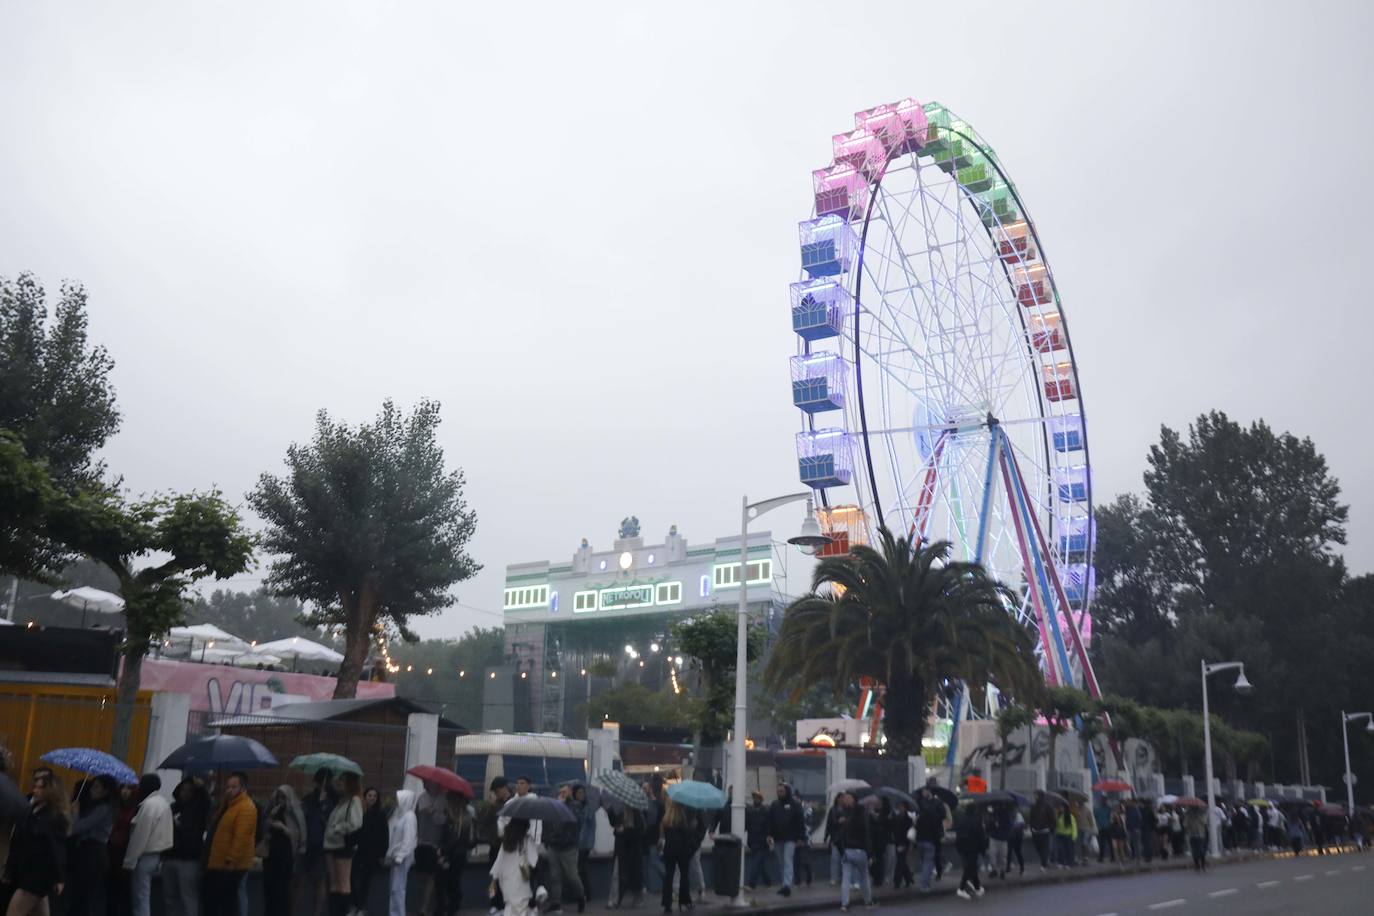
[159,735,278,771]
[876,786,918,808]
[964,790,1030,807]
[501,793,577,824]
[923,785,959,809]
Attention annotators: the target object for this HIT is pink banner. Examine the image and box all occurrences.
[140,657,394,716]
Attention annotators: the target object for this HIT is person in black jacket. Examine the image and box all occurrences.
[437,791,475,916]
[545,785,585,913]
[162,779,209,916]
[611,803,645,909]
[3,769,70,912]
[63,776,115,916]
[657,798,698,914]
[742,792,772,891]
[891,801,915,888]
[833,792,872,911]
[349,787,388,914]
[954,805,987,900]
[914,789,946,892]
[766,784,804,897]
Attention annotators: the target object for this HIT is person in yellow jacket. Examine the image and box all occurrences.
[203,771,259,916]
[1052,803,1078,868]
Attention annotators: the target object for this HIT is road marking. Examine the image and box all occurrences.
[1354,865,1367,872]
[1294,873,1314,881]
[1148,901,1187,910]
[1325,869,1342,875]
[1092,913,1119,916]
[1257,880,1281,888]
[1208,888,1238,897]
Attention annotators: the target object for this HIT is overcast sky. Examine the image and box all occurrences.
[2,1,1370,639]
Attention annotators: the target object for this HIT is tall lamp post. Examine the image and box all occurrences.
[729,492,829,905]
[1341,711,1374,816]
[1201,659,1254,857]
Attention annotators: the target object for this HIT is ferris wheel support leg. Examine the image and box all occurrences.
[972,430,1001,565]
[943,683,968,791]
[1003,440,1122,772]
[997,447,1060,686]
[907,433,947,544]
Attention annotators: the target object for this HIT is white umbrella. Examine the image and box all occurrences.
[166,624,252,656]
[198,648,283,668]
[51,586,125,625]
[254,636,344,666]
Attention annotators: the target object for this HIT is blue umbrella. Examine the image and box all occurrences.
[40,748,138,786]
[159,735,277,771]
[666,780,726,811]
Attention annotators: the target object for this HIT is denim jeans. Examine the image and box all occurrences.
[830,844,842,883]
[389,854,413,916]
[744,849,772,888]
[160,857,200,916]
[989,838,1007,874]
[776,840,796,888]
[839,849,872,907]
[918,840,937,890]
[131,853,161,916]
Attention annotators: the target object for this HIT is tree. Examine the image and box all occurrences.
[0,274,120,584]
[70,489,256,758]
[580,682,697,731]
[385,628,506,730]
[670,610,762,747]
[763,528,1043,759]
[249,399,480,698]
[994,702,1037,790]
[1038,685,1088,790]
[188,587,320,645]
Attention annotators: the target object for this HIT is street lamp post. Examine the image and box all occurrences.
[1341,711,1374,816]
[1201,659,1254,858]
[729,492,828,905]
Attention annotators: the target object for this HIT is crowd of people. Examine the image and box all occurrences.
[2,744,1369,916]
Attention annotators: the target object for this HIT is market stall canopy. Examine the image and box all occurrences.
[254,636,344,665]
[167,624,251,654]
[198,648,283,668]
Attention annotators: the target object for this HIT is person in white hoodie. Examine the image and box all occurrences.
[124,774,174,916]
[384,789,418,916]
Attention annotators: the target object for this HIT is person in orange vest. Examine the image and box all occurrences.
[203,771,258,916]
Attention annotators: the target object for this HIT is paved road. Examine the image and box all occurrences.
[864,851,1373,914]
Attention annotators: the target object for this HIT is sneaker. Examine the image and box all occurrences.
[535,887,549,905]
[778,886,791,897]
[974,886,985,898]
[956,888,971,900]
[839,907,849,913]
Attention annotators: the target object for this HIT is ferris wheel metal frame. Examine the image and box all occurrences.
[786,99,1108,774]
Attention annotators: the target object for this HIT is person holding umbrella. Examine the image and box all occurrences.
[301,769,338,916]
[263,785,305,916]
[544,785,585,913]
[203,772,258,916]
[321,772,364,916]
[489,818,538,916]
[64,775,117,916]
[657,797,698,914]
[438,790,476,915]
[163,778,210,916]
[124,774,173,916]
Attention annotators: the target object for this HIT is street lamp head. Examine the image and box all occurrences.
[786,497,833,557]
[1232,670,1254,695]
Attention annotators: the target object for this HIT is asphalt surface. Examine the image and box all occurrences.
[861,850,1374,914]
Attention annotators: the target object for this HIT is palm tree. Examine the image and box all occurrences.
[763,527,1042,759]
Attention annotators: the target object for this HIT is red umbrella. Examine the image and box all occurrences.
[1175,796,1206,808]
[1092,779,1133,793]
[407,765,474,797]
[1319,803,1347,817]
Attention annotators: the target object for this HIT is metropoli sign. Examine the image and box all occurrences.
[597,585,655,610]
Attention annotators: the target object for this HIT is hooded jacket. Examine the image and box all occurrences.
[767,787,805,842]
[386,790,418,865]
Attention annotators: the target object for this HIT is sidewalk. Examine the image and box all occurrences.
[576,846,1345,913]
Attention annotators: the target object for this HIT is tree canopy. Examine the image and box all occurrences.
[1091,410,1368,791]
[764,528,1042,759]
[670,609,762,746]
[249,399,480,698]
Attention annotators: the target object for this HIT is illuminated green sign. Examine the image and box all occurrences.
[598,585,655,609]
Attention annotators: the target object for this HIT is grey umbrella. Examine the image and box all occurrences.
[595,770,649,810]
[501,793,577,823]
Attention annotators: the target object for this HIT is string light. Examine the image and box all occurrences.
[459,670,466,677]
[426,667,433,676]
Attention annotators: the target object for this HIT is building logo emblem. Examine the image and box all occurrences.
[618,516,641,539]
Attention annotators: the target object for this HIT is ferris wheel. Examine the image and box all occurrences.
[787,99,1102,706]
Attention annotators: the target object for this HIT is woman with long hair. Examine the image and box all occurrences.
[64,776,116,916]
[349,786,388,914]
[657,798,697,914]
[264,785,306,916]
[106,782,137,916]
[489,817,537,916]
[3,769,70,916]
[437,791,474,915]
[322,772,363,916]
